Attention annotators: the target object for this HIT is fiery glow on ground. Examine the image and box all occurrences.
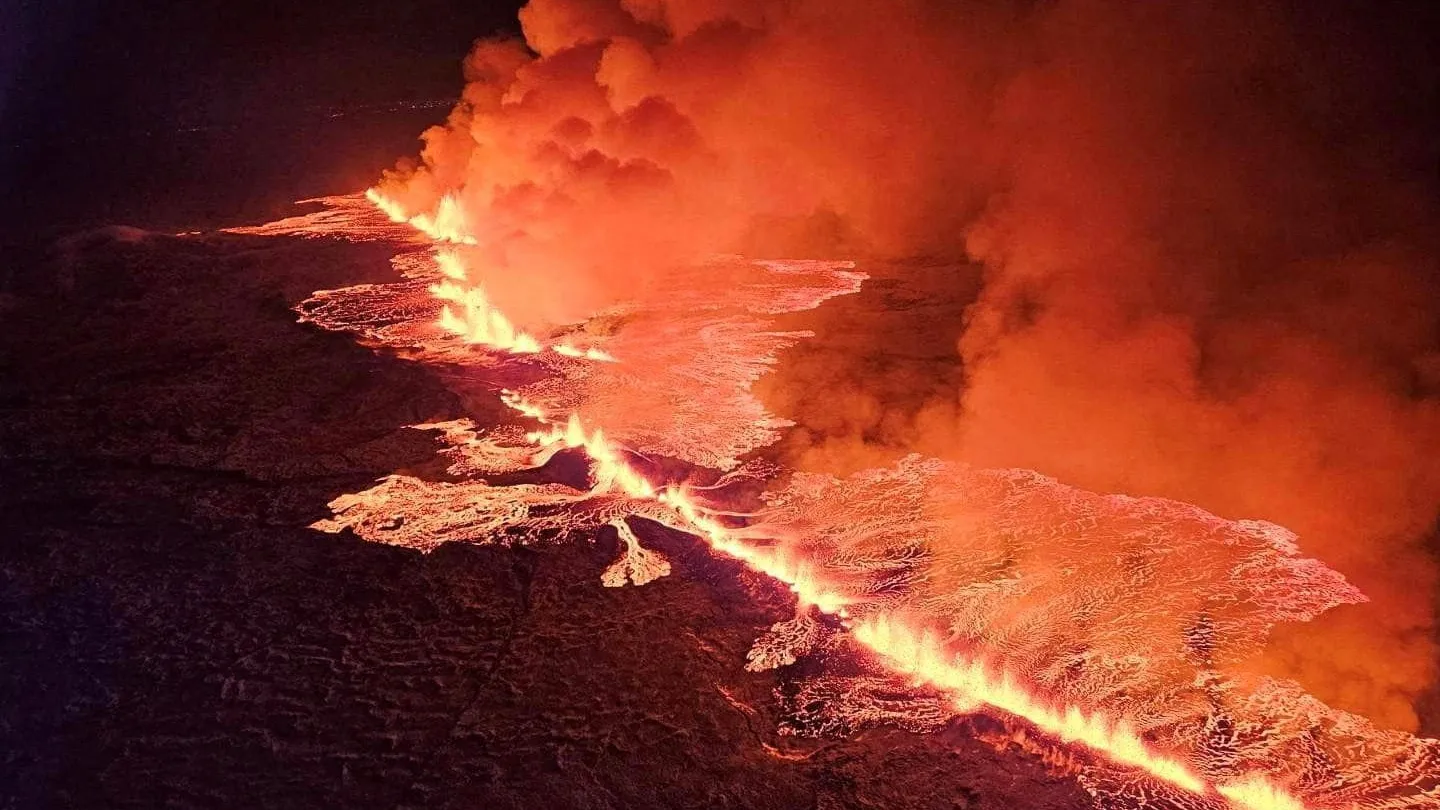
[487,391,1308,810]
[230,193,1440,810]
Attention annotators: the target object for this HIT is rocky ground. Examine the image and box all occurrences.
[0,226,1092,809]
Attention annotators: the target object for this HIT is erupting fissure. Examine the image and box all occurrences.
[368,187,475,245]
[372,193,617,362]
[245,190,1440,810]
[495,389,1305,810]
[354,188,1309,809]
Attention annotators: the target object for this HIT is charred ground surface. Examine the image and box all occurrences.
[0,228,1091,809]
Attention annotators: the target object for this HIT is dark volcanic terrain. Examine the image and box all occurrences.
[0,225,1091,809]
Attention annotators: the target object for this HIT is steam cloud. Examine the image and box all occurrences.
[376,0,1440,731]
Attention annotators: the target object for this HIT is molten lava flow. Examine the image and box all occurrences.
[1217,777,1308,810]
[278,191,864,469]
[237,193,1440,810]
[853,613,1207,793]
[601,517,672,587]
[553,343,617,362]
[489,394,1314,810]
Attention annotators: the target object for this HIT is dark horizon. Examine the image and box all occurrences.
[0,0,527,239]
[3,0,1435,241]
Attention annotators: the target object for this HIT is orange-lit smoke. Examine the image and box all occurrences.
[375,0,1439,730]
[369,0,1012,327]
[947,5,1440,732]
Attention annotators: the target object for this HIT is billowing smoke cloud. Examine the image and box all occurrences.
[377,0,1440,730]
[950,3,1440,733]
[373,0,1014,323]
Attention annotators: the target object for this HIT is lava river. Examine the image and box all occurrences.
[223,193,1440,810]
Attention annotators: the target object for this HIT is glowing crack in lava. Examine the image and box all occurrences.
[229,194,1440,810]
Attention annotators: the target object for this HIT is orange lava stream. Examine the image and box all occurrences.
[379,191,1312,810]
[511,395,1309,810]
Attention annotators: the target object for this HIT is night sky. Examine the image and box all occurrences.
[0,0,526,237]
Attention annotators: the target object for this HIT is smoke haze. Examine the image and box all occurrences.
[376,0,1440,731]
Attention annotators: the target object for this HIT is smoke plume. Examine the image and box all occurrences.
[377,0,1440,731]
